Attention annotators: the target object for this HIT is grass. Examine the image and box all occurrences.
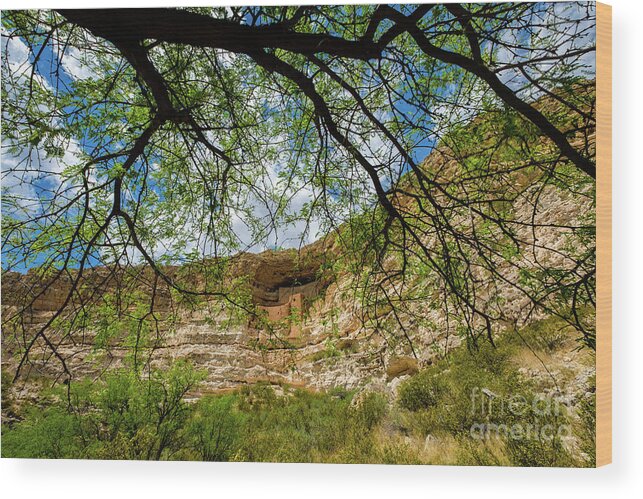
[1,316,595,466]
[392,319,595,467]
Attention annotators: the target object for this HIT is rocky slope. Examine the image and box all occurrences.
[1,186,592,405]
[1,241,447,396]
[1,87,596,414]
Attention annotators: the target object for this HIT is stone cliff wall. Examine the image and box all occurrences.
[1,91,595,399]
[1,173,591,400]
[1,243,455,399]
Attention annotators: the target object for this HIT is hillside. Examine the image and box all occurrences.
[1,85,596,465]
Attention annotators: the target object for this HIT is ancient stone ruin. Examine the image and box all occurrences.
[257,280,321,338]
[240,247,325,338]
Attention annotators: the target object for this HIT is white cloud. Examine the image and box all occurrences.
[492,2,596,96]
[1,29,52,92]
[58,45,97,80]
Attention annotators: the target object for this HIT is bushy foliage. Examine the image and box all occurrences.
[396,337,586,467]
[236,386,374,463]
[2,332,594,466]
[521,315,575,353]
[1,406,83,459]
[2,361,205,460]
[398,371,446,412]
[2,375,409,463]
[182,395,245,461]
[355,392,388,430]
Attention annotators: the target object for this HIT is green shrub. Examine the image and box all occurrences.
[502,398,576,467]
[398,340,520,429]
[239,388,356,462]
[396,334,586,467]
[2,360,205,460]
[521,316,572,352]
[185,395,245,461]
[1,406,83,459]
[354,392,388,429]
[237,383,279,412]
[398,370,445,412]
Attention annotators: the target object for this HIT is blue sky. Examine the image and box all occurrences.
[1,3,596,272]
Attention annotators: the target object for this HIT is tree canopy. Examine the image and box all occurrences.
[1,3,597,383]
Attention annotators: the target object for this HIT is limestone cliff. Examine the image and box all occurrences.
[1,87,596,408]
[1,179,591,403]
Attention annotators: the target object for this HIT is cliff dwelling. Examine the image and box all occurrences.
[245,249,325,338]
[256,281,321,338]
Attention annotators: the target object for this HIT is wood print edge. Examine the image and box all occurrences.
[596,1,612,468]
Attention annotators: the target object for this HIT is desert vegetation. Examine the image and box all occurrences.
[2,315,595,465]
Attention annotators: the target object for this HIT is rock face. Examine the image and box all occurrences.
[1,90,595,399]
[0,246,318,386]
[257,281,321,337]
[0,239,462,397]
[0,175,592,399]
